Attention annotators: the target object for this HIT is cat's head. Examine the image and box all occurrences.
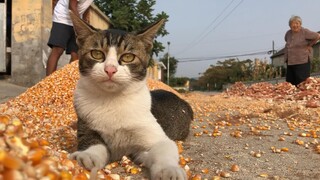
[70,11,165,92]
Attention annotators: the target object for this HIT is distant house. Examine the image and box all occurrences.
[146,61,166,81]
[270,48,285,67]
[271,32,320,67]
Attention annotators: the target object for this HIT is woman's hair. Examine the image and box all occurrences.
[289,15,302,26]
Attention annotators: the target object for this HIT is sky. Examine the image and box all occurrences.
[153,0,320,78]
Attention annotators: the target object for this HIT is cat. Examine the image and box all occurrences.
[69,12,193,180]
[151,89,193,141]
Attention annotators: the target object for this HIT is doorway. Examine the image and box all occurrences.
[0,0,11,74]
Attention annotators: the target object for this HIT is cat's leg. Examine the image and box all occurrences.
[139,139,187,180]
[70,144,109,170]
[69,119,110,170]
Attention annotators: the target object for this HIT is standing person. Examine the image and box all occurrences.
[46,0,93,76]
[284,15,320,86]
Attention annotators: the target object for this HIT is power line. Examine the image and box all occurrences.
[197,0,244,44]
[175,0,236,55]
[176,0,244,55]
[177,49,269,63]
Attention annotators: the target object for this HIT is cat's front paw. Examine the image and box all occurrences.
[150,165,187,180]
[70,151,106,170]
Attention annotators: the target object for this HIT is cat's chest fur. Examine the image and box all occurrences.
[73,78,167,150]
[75,79,151,128]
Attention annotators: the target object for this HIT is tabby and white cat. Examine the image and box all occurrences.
[69,12,193,180]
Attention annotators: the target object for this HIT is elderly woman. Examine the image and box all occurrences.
[284,15,320,86]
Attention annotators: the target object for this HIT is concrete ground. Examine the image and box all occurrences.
[0,75,28,103]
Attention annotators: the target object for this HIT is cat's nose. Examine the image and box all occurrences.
[104,65,117,78]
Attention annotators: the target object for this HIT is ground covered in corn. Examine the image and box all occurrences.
[0,61,320,180]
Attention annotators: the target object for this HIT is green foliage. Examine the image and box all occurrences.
[175,77,189,86]
[311,57,320,73]
[170,77,189,87]
[176,89,187,93]
[93,0,169,57]
[197,58,281,91]
[197,58,254,90]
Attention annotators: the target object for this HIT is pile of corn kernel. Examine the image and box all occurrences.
[0,61,183,179]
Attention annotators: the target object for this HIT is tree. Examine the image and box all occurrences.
[311,57,320,73]
[93,0,169,57]
[197,58,285,90]
[170,77,189,87]
[197,58,256,90]
[198,65,229,90]
[159,53,178,84]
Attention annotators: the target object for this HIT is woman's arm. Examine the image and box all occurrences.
[309,33,320,46]
[307,33,320,52]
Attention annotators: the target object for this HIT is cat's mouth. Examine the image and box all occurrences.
[101,78,115,83]
[97,79,120,90]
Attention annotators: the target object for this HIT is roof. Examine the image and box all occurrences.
[270,48,285,58]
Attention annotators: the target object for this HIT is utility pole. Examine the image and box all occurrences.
[167,41,170,85]
[272,40,275,55]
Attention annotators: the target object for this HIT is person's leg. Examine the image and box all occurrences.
[67,26,79,63]
[47,22,73,76]
[46,47,64,76]
[294,61,310,86]
[286,65,295,85]
[70,51,79,63]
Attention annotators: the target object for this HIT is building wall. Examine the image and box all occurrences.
[88,4,110,30]
[10,0,51,86]
[146,61,164,81]
[272,56,285,67]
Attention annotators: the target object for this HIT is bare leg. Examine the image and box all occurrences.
[46,47,64,76]
[70,51,79,63]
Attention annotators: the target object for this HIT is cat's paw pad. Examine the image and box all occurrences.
[70,151,105,170]
[150,165,187,180]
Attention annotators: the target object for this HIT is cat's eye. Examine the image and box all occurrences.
[91,50,105,61]
[120,53,135,63]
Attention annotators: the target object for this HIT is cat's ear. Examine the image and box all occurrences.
[137,19,165,51]
[69,10,97,44]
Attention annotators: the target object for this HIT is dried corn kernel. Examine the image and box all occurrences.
[220,171,231,178]
[201,168,209,174]
[27,148,47,165]
[0,150,23,169]
[259,173,268,178]
[0,114,10,124]
[231,164,240,172]
[191,174,202,180]
[295,139,304,145]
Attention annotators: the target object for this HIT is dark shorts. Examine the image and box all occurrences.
[47,22,78,54]
[286,61,310,86]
